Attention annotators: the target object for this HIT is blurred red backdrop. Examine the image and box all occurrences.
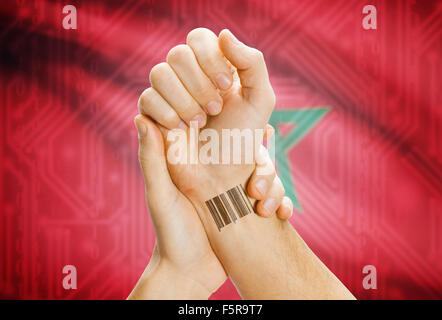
[0,0,441,299]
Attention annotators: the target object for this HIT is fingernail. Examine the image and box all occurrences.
[263,198,277,214]
[283,197,293,210]
[280,198,293,219]
[191,113,206,128]
[206,101,222,115]
[178,121,187,130]
[134,118,147,138]
[215,73,231,90]
[255,179,268,197]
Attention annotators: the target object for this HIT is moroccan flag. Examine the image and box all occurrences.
[0,0,440,299]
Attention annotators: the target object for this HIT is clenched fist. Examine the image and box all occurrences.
[137,28,277,214]
[132,28,354,300]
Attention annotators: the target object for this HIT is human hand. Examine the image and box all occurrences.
[137,28,275,206]
[134,28,354,300]
[128,117,292,299]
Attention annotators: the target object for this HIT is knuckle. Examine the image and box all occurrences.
[201,54,227,78]
[137,88,153,113]
[166,44,193,64]
[162,112,180,127]
[149,62,170,84]
[183,106,205,123]
[191,80,206,94]
[186,27,214,44]
[193,79,217,98]
[250,48,264,62]
[204,54,219,69]
[182,110,197,122]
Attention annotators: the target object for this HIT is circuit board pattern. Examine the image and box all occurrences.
[0,0,441,299]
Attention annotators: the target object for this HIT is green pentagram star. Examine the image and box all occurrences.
[268,108,330,212]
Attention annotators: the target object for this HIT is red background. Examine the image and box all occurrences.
[0,0,441,299]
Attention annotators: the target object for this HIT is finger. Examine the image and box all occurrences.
[277,196,293,220]
[218,29,275,108]
[138,87,187,130]
[263,124,274,139]
[167,44,224,116]
[149,62,207,127]
[186,28,233,90]
[255,176,285,218]
[133,114,180,223]
[247,146,276,200]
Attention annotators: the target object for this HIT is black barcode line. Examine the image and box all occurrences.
[226,189,241,218]
[227,188,246,218]
[206,184,253,231]
[236,185,250,217]
[206,199,223,231]
[210,198,226,230]
[212,196,231,225]
[235,185,252,217]
[239,184,254,214]
[220,193,237,223]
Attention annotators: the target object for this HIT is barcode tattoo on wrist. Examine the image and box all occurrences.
[205,185,254,231]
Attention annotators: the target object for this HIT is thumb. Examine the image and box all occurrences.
[134,114,180,220]
[218,29,274,107]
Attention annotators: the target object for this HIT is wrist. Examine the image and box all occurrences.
[128,259,212,300]
[159,260,216,299]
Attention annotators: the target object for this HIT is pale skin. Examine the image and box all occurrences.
[128,124,292,299]
[130,28,355,299]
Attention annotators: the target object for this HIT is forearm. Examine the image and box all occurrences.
[193,195,355,300]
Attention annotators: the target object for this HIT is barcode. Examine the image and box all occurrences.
[205,185,254,231]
